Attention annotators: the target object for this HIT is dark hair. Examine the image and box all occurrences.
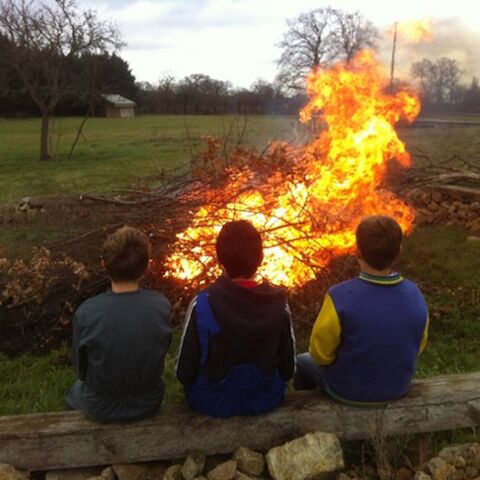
[215,220,263,279]
[355,215,403,270]
[102,226,151,282]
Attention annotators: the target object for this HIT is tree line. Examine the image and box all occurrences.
[1,0,480,161]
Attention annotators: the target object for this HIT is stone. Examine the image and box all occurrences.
[206,460,237,480]
[45,467,103,480]
[0,464,29,480]
[396,467,414,480]
[234,472,253,480]
[85,467,115,480]
[450,458,468,469]
[233,448,265,476]
[428,457,456,480]
[164,465,183,480]
[204,456,232,473]
[113,462,167,480]
[182,454,206,480]
[466,236,480,242]
[266,432,344,480]
[466,468,479,479]
[414,473,432,480]
[453,469,466,480]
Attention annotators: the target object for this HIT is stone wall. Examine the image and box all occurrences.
[407,185,480,234]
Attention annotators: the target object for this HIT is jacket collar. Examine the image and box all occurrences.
[358,271,403,285]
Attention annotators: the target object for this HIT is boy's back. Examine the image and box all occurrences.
[72,289,171,422]
[176,220,295,417]
[177,275,294,385]
[67,226,172,423]
[296,215,429,404]
[315,273,427,402]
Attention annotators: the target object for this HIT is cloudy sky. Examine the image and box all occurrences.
[83,0,480,87]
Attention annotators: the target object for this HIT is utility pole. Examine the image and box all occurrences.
[390,22,398,89]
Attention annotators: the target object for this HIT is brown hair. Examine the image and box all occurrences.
[355,215,403,270]
[216,220,263,279]
[102,226,151,282]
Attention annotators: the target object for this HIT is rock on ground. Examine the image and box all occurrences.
[0,464,29,480]
[233,448,265,476]
[113,462,167,480]
[182,454,206,480]
[86,467,115,480]
[206,460,237,480]
[164,465,183,480]
[427,457,456,480]
[266,432,344,480]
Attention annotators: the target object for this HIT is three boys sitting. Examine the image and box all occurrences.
[68,215,428,421]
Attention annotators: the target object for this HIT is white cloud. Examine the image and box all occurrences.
[83,0,480,86]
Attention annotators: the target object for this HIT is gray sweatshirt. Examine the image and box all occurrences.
[71,289,171,422]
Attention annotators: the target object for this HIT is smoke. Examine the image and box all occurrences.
[379,17,480,84]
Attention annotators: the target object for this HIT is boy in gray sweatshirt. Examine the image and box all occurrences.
[66,226,171,422]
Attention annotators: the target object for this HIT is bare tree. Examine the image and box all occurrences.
[0,0,122,160]
[412,57,463,104]
[277,7,338,91]
[331,10,378,63]
[277,7,378,91]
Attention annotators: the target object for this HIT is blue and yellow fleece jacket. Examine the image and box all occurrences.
[309,272,429,403]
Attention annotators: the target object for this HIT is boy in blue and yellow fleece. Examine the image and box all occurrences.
[294,215,429,405]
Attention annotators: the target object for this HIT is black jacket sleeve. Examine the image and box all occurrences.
[176,299,201,386]
[278,304,296,381]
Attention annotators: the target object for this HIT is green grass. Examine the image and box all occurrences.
[0,346,75,415]
[400,226,480,377]
[1,115,480,206]
[0,115,302,205]
[398,124,480,165]
[1,226,478,415]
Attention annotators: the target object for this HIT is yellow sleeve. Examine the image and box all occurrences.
[308,293,342,365]
[419,315,430,354]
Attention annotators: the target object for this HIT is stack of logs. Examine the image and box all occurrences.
[407,185,480,235]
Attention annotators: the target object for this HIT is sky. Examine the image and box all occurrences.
[83,0,480,88]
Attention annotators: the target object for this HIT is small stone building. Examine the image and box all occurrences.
[100,94,136,118]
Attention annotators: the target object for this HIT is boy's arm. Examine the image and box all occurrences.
[308,293,342,365]
[278,303,296,381]
[176,297,201,386]
[419,314,430,354]
[72,311,88,381]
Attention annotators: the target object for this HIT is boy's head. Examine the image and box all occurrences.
[355,215,403,270]
[102,226,151,282]
[216,220,263,279]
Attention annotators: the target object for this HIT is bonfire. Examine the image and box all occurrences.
[164,50,420,288]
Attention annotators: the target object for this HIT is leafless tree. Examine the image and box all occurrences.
[277,7,378,91]
[412,57,463,104]
[331,10,379,63]
[0,0,122,160]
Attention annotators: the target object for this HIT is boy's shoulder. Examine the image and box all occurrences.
[328,276,424,296]
[76,289,170,315]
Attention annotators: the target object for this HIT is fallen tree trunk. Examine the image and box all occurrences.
[1,372,480,471]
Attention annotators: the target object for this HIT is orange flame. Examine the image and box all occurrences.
[164,50,420,288]
[396,19,433,43]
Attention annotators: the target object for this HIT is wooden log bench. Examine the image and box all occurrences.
[1,372,480,471]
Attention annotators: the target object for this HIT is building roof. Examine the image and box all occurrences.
[101,94,136,107]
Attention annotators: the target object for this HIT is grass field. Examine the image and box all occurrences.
[0,115,302,204]
[1,114,480,205]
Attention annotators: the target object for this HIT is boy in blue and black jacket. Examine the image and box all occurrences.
[295,215,429,405]
[176,220,295,417]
